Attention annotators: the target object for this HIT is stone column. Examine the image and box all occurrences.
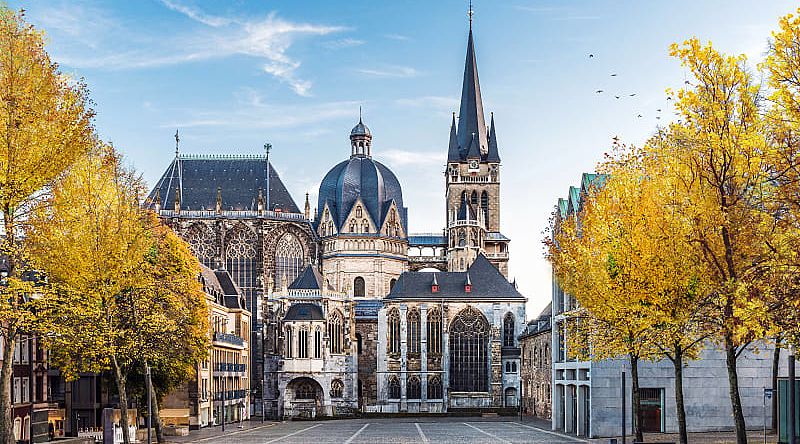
[576,384,586,437]
[400,304,407,412]
[565,385,575,434]
[420,304,428,412]
[491,304,503,407]
[441,303,450,411]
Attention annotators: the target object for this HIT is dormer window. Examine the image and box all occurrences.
[356,206,362,218]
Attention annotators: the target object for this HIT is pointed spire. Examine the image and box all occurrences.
[257,188,265,214]
[486,111,500,162]
[447,112,460,162]
[215,187,222,214]
[456,25,487,157]
[466,132,481,159]
[304,192,311,220]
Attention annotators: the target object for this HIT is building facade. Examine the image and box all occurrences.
[519,303,551,419]
[162,265,251,429]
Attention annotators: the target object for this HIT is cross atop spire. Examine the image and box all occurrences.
[468,0,474,30]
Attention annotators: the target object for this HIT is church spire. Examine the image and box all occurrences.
[447,112,460,162]
[456,18,487,159]
[486,111,500,162]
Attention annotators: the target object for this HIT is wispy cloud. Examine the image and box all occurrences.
[395,95,458,110]
[377,149,444,168]
[356,65,419,78]
[41,1,345,96]
[322,38,365,49]
[384,33,411,41]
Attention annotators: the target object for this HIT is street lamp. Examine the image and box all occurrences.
[790,345,796,444]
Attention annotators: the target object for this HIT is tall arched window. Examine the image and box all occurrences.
[388,376,401,399]
[481,191,489,223]
[328,310,343,354]
[314,326,322,358]
[470,190,478,207]
[407,376,421,400]
[298,326,308,358]
[427,376,443,399]
[284,325,293,358]
[331,379,344,398]
[354,277,366,297]
[225,226,257,311]
[355,333,363,354]
[407,309,420,355]
[185,224,216,268]
[427,307,442,355]
[503,313,515,347]
[389,278,397,291]
[275,233,304,289]
[449,306,489,392]
[388,308,400,354]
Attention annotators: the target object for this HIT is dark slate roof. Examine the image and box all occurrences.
[283,303,325,321]
[288,265,334,291]
[408,234,447,246]
[520,303,552,339]
[146,155,300,213]
[454,29,488,161]
[387,254,524,300]
[317,156,407,234]
[355,299,383,320]
[199,265,245,310]
[351,118,370,136]
[486,232,510,242]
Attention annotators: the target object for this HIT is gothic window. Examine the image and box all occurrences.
[470,190,478,207]
[285,326,293,358]
[512,362,517,373]
[354,277,365,297]
[388,308,400,354]
[350,222,356,233]
[328,310,344,354]
[458,230,466,247]
[427,307,442,355]
[388,376,401,399]
[461,190,467,203]
[407,309,420,355]
[449,306,489,392]
[362,222,369,233]
[298,326,309,358]
[275,233,304,289]
[481,191,489,223]
[330,379,344,398]
[185,224,216,268]
[427,376,443,399]
[314,326,322,359]
[471,228,479,247]
[505,362,510,372]
[295,381,316,400]
[503,313,515,347]
[225,226,257,311]
[407,376,421,400]
[356,206,362,218]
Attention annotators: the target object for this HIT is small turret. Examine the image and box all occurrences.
[216,187,222,214]
[350,111,373,158]
[174,187,181,213]
[304,193,311,220]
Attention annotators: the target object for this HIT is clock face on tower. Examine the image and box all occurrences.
[468,159,479,171]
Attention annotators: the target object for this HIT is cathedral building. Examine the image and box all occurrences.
[147,16,524,421]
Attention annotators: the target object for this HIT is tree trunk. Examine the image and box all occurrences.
[725,335,747,444]
[773,338,781,432]
[149,380,164,443]
[0,333,16,444]
[630,354,644,443]
[672,346,688,444]
[112,355,131,444]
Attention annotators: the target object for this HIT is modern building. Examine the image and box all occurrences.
[549,173,792,438]
[519,303,551,419]
[162,265,251,429]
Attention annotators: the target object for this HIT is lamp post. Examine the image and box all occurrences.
[790,345,796,444]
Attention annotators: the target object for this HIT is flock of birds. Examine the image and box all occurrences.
[587,53,686,123]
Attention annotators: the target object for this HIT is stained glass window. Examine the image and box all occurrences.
[407,376,421,399]
[225,226,257,313]
[275,233,304,289]
[449,306,489,392]
[427,376,443,399]
[407,309,420,355]
[427,307,442,355]
[387,308,400,354]
[186,224,216,268]
[388,376,400,399]
[328,310,343,354]
[503,313,515,347]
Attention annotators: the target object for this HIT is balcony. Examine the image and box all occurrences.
[485,252,509,260]
[213,332,245,347]
[214,363,247,373]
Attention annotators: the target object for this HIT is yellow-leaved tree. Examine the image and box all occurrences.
[0,6,95,442]
[28,146,208,444]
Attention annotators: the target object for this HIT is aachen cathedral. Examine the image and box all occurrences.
[146,18,526,419]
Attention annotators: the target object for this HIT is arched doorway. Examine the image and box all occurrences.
[286,377,324,419]
[505,387,518,408]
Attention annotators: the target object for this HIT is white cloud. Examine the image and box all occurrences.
[43,1,345,96]
[322,38,365,49]
[384,34,411,41]
[376,149,444,167]
[356,65,419,78]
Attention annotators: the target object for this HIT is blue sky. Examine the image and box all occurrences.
[14,0,798,317]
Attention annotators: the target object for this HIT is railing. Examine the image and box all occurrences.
[213,332,245,347]
[214,390,247,401]
[451,175,494,183]
[215,362,247,372]
[158,209,306,221]
[485,252,509,259]
[447,220,482,228]
[409,256,447,262]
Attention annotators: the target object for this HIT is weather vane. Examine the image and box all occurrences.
[468,0,474,29]
[174,129,180,156]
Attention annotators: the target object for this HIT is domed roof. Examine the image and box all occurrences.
[350,119,370,136]
[317,156,406,235]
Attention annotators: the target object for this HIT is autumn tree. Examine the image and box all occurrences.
[0,6,95,441]
[29,146,209,444]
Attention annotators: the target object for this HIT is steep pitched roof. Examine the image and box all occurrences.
[283,303,324,321]
[146,155,300,213]
[486,113,500,163]
[387,254,524,300]
[456,29,488,159]
[288,265,333,291]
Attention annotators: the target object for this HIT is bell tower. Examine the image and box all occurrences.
[445,16,509,276]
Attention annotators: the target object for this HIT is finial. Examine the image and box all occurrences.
[359,105,363,123]
[174,129,180,157]
[468,0,474,30]
[264,142,272,156]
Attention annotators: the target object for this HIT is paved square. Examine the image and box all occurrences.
[167,418,588,444]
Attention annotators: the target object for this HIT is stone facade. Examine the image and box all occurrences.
[355,320,379,408]
[519,305,551,419]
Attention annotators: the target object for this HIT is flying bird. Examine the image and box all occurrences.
[615,96,620,99]
[611,73,618,77]
[657,109,662,112]
[667,97,673,100]
[596,90,604,93]
[637,114,643,118]
[629,93,636,97]
[684,80,692,85]
[589,54,594,58]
